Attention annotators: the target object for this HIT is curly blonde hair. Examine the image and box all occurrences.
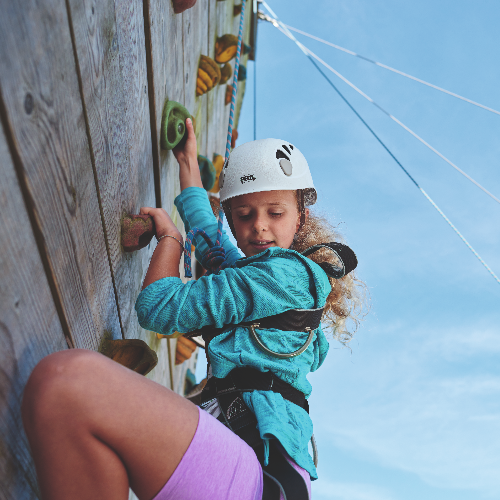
[292,211,368,345]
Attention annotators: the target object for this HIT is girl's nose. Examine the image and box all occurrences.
[252,213,268,233]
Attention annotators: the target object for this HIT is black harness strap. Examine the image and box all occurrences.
[184,307,324,341]
[199,368,311,500]
[201,367,309,412]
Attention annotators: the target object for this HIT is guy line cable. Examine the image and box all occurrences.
[282,23,500,118]
[259,8,500,206]
[259,2,500,285]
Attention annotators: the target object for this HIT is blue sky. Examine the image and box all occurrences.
[198,1,500,498]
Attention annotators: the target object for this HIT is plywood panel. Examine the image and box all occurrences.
[0,120,67,500]
[67,0,156,341]
[0,0,121,350]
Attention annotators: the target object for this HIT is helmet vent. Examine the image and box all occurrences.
[276,149,289,161]
[289,144,294,150]
[282,145,291,155]
[280,158,293,176]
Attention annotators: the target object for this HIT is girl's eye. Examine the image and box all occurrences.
[237,213,251,220]
[271,212,283,217]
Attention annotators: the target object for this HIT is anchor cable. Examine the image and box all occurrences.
[260,2,500,285]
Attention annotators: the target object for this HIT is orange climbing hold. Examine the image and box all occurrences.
[225,84,233,105]
[100,339,158,376]
[219,63,232,85]
[175,337,198,365]
[121,214,155,252]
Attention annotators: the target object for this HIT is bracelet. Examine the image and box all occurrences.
[157,234,185,250]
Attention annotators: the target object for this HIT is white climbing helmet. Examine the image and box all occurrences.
[219,138,317,205]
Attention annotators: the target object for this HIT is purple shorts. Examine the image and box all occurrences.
[153,407,311,500]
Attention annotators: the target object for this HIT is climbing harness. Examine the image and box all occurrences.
[199,367,312,500]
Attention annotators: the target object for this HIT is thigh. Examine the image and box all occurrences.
[23,349,199,500]
[154,408,263,500]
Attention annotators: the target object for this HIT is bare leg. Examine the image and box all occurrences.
[22,349,199,500]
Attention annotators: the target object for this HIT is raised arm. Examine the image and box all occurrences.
[172,118,203,191]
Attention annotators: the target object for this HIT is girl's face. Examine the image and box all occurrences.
[230,190,302,257]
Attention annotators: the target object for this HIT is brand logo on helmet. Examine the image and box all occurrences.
[240,174,256,184]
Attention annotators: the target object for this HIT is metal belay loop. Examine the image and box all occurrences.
[311,434,318,467]
[247,324,315,359]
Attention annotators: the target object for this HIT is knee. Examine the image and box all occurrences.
[21,349,103,433]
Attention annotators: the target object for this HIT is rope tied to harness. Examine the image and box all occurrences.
[183,209,231,277]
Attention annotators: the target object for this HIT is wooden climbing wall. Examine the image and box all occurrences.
[0,0,253,497]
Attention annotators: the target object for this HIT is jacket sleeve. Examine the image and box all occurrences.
[135,255,318,336]
[174,187,241,266]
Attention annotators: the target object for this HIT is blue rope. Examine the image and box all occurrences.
[184,0,247,278]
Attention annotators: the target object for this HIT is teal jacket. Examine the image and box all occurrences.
[135,187,331,479]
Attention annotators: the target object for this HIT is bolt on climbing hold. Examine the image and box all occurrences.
[175,337,198,365]
[231,130,238,149]
[219,63,233,85]
[238,64,247,81]
[160,99,191,150]
[197,55,221,96]
[121,214,155,252]
[172,0,197,13]
[215,34,238,63]
[209,154,224,193]
[157,331,184,339]
[243,43,251,55]
[225,84,233,105]
[100,339,158,376]
[233,4,242,15]
[197,155,216,191]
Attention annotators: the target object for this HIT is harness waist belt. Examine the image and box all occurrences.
[201,367,309,413]
[184,306,324,341]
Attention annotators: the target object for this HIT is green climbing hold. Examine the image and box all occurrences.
[160,100,191,150]
[197,155,216,191]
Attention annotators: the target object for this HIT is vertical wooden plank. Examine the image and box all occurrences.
[183,0,209,157]
[0,0,121,350]
[233,1,252,132]
[0,119,67,500]
[144,0,185,393]
[66,0,156,342]
[205,0,218,160]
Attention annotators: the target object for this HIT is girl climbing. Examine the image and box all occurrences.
[21,118,364,500]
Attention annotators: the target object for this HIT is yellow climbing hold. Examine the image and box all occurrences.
[215,34,238,63]
[209,154,225,193]
[197,55,221,96]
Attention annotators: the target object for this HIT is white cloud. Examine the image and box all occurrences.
[312,321,500,497]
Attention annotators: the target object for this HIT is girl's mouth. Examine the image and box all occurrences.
[250,240,273,250]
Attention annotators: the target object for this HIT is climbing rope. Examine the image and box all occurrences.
[261,6,500,206]
[279,23,500,117]
[261,2,500,286]
[183,0,247,278]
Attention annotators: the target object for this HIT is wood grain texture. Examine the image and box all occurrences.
[0,121,68,500]
[67,0,156,341]
[183,0,209,157]
[0,0,121,350]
